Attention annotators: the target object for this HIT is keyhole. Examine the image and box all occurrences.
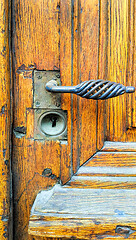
[51,116,57,127]
[39,111,66,136]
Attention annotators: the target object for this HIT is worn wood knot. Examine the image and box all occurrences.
[42,168,59,182]
[13,126,26,138]
[115,225,135,238]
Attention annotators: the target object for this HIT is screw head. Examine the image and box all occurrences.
[37,75,42,79]
[35,101,40,107]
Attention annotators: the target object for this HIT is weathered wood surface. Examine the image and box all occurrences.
[12,0,136,239]
[0,0,11,238]
[84,152,136,167]
[106,0,136,141]
[29,185,136,239]
[106,0,128,141]
[102,141,136,152]
[12,0,100,238]
[60,0,72,184]
[72,0,100,173]
[77,0,99,168]
[69,176,136,189]
[12,1,61,239]
[97,0,107,150]
[127,0,136,128]
[69,141,136,189]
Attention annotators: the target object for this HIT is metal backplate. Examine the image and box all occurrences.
[33,70,67,140]
[33,70,61,109]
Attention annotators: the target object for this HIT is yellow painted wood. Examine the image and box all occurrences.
[127,0,136,128]
[102,141,136,152]
[12,0,136,239]
[78,0,98,166]
[85,152,136,167]
[97,0,107,150]
[12,2,61,239]
[106,0,128,141]
[0,0,11,238]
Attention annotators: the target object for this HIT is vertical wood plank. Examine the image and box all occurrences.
[60,0,72,183]
[106,0,128,141]
[78,0,99,166]
[13,0,60,71]
[73,0,80,173]
[13,73,61,240]
[12,1,62,239]
[127,0,135,128]
[0,0,11,238]
[34,140,61,178]
[97,0,108,150]
[26,109,34,139]
[132,0,136,127]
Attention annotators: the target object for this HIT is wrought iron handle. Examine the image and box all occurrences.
[45,79,135,100]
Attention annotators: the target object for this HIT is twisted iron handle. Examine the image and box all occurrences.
[45,79,135,100]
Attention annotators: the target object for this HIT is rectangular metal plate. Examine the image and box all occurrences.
[33,70,61,109]
[34,109,67,140]
[33,70,67,140]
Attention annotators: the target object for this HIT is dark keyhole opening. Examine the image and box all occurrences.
[50,116,57,127]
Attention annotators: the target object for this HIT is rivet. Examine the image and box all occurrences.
[37,75,42,79]
[35,101,40,107]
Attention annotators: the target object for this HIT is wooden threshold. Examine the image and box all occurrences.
[28,143,136,239]
[68,166,136,189]
[28,184,136,239]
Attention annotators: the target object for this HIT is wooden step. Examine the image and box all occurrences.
[28,184,136,239]
[68,166,136,189]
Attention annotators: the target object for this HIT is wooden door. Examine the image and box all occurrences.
[9,0,136,239]
[0,0,11,239]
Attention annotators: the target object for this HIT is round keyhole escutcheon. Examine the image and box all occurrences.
[38,111,67,137]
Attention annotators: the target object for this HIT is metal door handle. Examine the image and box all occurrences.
[45,79,135,100]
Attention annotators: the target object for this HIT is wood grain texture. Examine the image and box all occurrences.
[72,0,80,174]
[69,140,136,189]
[106,0,128,141]
[12,0,136,239]
[102,141,136,152]
[12,70,61,240]
[0,0,11,238]
[78,0,99,166]
[60,0,72,184]
[69,176,136,189]
[76,166,136,177]
[85,152,136,167]
[13,0,60,71]
[12,1,62,239]
[97,0,107,150]
[73,0,100,172]
[121,128,136,142]
[29,186,136,239]
[105,0,136,142]
[132,0,136,127]
[12,0,74,239]
[106,0,136,142]
[127,0,136,128]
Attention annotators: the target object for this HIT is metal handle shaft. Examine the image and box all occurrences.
[46,79,135,100]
